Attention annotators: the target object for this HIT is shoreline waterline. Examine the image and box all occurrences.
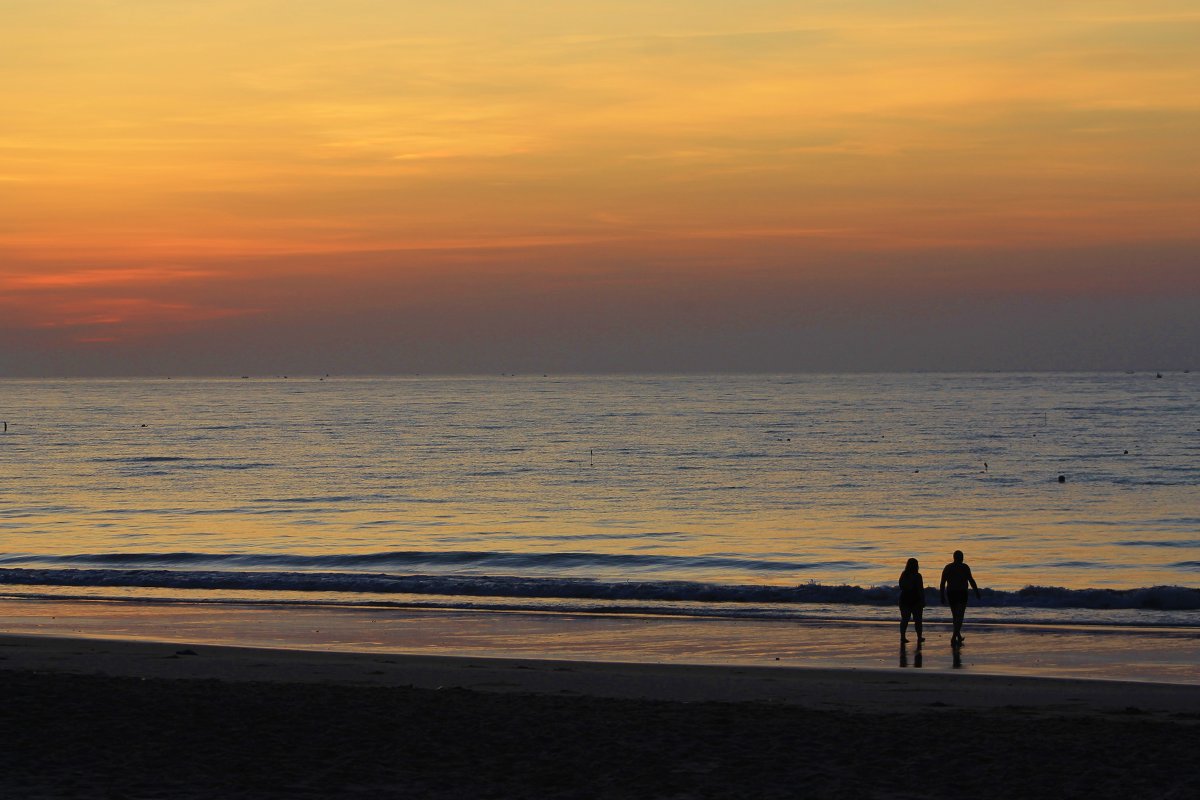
[3,596,1198,685]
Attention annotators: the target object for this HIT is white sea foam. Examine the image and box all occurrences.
[2,567,1197,614]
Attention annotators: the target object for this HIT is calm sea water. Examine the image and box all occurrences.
[1,374,1197,626]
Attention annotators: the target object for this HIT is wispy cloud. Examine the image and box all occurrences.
[7,267,219,290]
[1,1,1198,370]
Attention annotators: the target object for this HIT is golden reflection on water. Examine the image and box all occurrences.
[2,501,1187,591]
[1,374,1197,592]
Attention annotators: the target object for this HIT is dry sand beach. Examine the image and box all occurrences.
[3,632,1200,799]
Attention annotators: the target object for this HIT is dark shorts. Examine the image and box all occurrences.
[946,589,969,606]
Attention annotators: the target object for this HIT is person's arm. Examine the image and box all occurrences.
[967,566,981,599]
[939,567,948,604]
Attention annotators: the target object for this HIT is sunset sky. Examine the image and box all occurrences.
[2,1,1198,375]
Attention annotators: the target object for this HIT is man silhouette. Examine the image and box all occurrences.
[940,550,981,646]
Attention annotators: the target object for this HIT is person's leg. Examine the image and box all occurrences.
[914,607,924,642]
[951,604,965,642]
[900,608,911,642]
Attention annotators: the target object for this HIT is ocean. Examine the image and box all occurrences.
[2,373,1198,631]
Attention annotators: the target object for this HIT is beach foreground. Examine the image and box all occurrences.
[3,634,1199,799]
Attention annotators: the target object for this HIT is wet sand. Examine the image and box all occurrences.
[3,633,1200,799]
[4,597,1200,684]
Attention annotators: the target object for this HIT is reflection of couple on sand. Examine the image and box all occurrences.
[898,550,981,646]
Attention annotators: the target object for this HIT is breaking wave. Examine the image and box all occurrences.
[1,567,1197,611]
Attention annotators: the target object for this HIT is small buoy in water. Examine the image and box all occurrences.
[1156,373,1162,378]
[1124,450,1129,455]
[140,424,147,428]
[1058,474,1066,483]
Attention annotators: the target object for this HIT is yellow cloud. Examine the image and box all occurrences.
[2,1,1197,267]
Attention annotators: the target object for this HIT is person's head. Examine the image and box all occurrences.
[905,557,919,572]
[953,550,964,563]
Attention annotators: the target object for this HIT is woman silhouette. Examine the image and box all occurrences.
[898,558,926,644]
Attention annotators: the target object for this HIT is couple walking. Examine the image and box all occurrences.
[898,550,981,646]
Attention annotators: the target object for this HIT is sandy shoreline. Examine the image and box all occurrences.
[5,596,1200,685]
[3,633,1200,798]
[4,632,1200,715]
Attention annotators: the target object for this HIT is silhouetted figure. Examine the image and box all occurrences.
[940,550,981,646]
[898,557,925,644]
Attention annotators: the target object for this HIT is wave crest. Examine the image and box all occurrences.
[1,568,1197,610]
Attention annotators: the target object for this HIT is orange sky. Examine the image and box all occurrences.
[2,1,1199,373]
